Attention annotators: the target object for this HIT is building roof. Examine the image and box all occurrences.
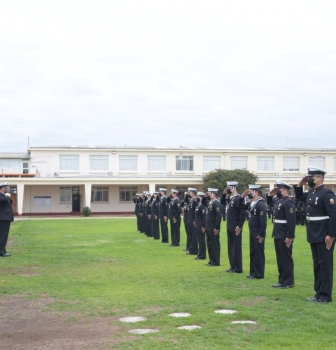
[0,153,30,159]
[27,146,336,152]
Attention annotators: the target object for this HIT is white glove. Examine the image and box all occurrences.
[5,193,11,198]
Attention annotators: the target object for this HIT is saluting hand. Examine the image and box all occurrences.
[241,189,249,198]
[298,176,309,187]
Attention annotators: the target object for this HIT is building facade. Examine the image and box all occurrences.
[1,146,336,215]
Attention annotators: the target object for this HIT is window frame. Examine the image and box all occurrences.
[230,156,248,170]
[203,156,221,172]
[119,186,138,202]
[283,156,300,172]
[257,156,274,172]
[119,155,138,171]
[176,156,194,171]
[91,186,109,203]
[148,155,166,171]
[60,154,79,171]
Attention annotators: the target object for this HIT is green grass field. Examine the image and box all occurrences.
[1,217,335,349]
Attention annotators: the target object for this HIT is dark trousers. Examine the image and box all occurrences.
[249,234,265,278]
[310,241,335,302]
[170,217,181,246]
[160,218,169,243]
[188,222,198,255]
[145,216,152,237]
[0,221,10,256]
[184,219,191,250]
[152,217,160,240]
[274,238,294,286]
[197,225,206,259]
[136,213,141,231]
[227,229,243,272]
[140,214,146,233]
[206,227,220,266]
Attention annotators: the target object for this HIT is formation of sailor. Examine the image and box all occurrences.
[133,165,336,303]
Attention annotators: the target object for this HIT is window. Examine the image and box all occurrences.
[230,156,247,170]
[23,162,29,174]
[0,159,20,169]
[90,155,108,170]
[176,156,193,171]
[283,157,299,171]
[60,155,79,170]
[119,155,137,171]
[91,186,109,202]
[257,156,274,171]
[204,156,221,172]
[119,186,138,202]
[148,155,166,171]
[60,187,72,203]
[309,156,325,169]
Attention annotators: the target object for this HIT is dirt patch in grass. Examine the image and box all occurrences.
[241,296,265,306]
[0,295,130,350]
[2,266,40,277]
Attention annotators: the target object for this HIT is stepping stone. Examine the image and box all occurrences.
[119,316,147,323]
[177,325,202,330]
[128,329,159,334]
[214,309,237,315]
[169,312,191,318]
[231,321,257,325]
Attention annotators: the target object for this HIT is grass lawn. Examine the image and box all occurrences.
[1,217,335,349]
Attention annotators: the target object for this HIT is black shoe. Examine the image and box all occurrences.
[205,263,214,266]
[315,299,329,304]
[226,268,233,272]
[195,257,205,260]
[183,249,189,252]
[0,253,11,257]
[279,285,294,289]
[272,284,282,288]
[246,275,254,279]
[306,297,318,302]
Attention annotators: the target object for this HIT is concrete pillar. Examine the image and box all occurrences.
[84,182,92,207]
[149,183,156,193]
[16,182,25,215]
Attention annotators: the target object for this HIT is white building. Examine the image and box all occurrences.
[1,146,336,216]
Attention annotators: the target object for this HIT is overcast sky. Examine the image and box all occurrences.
[1,0,336,152]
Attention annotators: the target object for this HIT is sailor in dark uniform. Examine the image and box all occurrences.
[159,188,169,243]
[144,192,153,237]
[0,182,13,257]
[186,187,198,255]
[267,180,296,289]
[240,185,267,279]
[168,189,181,246]
[295,166,336,303]
[182,192,191,252]
[139,193,146,233]
[134,194,141,232]
[221,181,246,273]
[205,188,223,266]
[151,192,160,240]
[195,192,207,260]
